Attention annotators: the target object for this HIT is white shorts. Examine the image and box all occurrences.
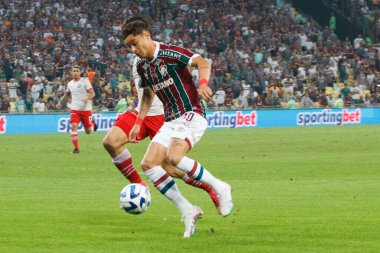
[151,112,208,149]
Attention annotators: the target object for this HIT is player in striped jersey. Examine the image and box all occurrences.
[102,55,220,211]
[122,16,233,238]
[56,65,97,154]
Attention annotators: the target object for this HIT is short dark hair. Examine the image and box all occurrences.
[121,16,149,41]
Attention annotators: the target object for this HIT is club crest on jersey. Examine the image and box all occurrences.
[158,64,168,77]
[77,84,81,88]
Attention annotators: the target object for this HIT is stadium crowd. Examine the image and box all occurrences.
[1,0,380,114]
[326,0,380,42]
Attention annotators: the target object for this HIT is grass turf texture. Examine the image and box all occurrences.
[0,125,379,253]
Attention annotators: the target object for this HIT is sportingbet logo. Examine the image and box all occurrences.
[0,116,6,134]
[207,111,257,128]
[297,109,361,126]
[57,114,117,133]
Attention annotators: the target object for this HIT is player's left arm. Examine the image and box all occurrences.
[83,80,95,104]
[83,88,95,104]
[191,56,213,102]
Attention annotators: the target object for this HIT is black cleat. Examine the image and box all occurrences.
[92,121,98,132]
[71,149,80,154]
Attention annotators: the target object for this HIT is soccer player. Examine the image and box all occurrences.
[122,16,233,238]
[102,55,220,211]
[56,65,97,154]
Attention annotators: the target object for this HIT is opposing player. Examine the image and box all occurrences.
[102,55,220,211]
[56,65,97,154]
[122,16,233,238]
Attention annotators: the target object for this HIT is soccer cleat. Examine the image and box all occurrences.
[181,206,203,238]
[92,120,98,132]
[71,149,80,154]
[208,189,220,212]
[217,182,233,217]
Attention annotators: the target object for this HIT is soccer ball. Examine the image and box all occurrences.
[120,183,151,215]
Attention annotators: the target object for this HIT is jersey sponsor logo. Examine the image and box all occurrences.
[297,109,361,126]
[0,116,7,134]
[159,50,181,59]
[57,114,117,132]
[207,111,257,128]
[152,78,174,92]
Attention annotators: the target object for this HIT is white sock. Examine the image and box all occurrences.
[112,149,131,162]
[176,156,224,193]
[145,166,193,215]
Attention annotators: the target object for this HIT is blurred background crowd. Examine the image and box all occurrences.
[1,0,380,113]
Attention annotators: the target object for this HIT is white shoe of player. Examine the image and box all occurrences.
[181,206,203,238]
[217,182,233,217]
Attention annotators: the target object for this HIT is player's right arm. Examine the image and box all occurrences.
[129,87,155,143]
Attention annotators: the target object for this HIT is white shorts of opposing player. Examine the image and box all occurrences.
[151,111,207,149]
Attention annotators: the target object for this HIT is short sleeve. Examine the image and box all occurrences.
[165,45,199,66]
[85,78,93,90]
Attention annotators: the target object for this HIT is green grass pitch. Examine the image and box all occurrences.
[1,126,380,253]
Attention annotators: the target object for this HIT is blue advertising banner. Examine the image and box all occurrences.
[0,108,379,135]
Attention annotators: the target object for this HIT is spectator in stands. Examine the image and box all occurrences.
[116,95,128,113]
[33,98,46,113]
[46,97,56,111]
[8,79,18,99]
[252,91,263,109]
[317,89,329,107]
[286,95,297,109]
[329,13,337,32]
[0,95,10,113]
[15,95,26,113]
[215,86,226,109]
[9,98,17,113]
[327,94,336,107]
[0,0,379,113]
[340,83,351,100]
[231,76,242,99]
[301,91,315,108]
[334,95,344,108]
[18,74,28,99]
[24,93,34,113]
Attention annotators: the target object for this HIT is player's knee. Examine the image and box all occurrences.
[102,135,116,152]
[167,153,183,167]
[141,158,154,171]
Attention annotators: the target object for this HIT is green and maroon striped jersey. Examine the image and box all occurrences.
[136,42,206,122]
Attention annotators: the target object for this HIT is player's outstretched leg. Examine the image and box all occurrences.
[182,174,220,211]
[144,166,202,238]
[162,162,220,211]
[142,142,203,237]
[103,127,146,186]
[176,156,233,217]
